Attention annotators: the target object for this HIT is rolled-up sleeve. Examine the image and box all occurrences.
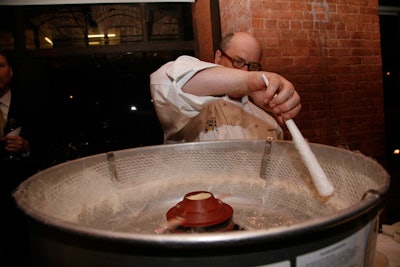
[150,56,220,140]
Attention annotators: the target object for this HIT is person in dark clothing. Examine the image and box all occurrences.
[0,50,39,266]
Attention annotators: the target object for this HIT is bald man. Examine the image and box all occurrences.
[150,32,301,143]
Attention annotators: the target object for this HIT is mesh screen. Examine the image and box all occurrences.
[14,140,389,234]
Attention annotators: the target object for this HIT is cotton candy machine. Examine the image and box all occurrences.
[13,140,390,266]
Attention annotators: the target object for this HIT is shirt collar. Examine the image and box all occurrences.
[0,89,11,108]
[225,94,249,105]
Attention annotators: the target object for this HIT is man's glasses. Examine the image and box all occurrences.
[219,49,262,71]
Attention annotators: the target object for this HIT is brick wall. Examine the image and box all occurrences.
[192,0,215,62]
[218,0,386,163]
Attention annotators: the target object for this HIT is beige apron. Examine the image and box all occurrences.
[173,100,281,142]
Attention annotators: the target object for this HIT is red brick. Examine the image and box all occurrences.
[218,0,385,162]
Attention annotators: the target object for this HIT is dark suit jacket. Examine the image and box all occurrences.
[0,91,40,266]
[0,91,40,193]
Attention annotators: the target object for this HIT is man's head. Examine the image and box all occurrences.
[215,32,262,71]
[0,51,13,98]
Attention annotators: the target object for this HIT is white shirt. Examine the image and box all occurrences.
[150,55,283,143]
[0,89,11,122]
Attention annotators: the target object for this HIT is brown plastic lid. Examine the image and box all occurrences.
[166,191,233,230]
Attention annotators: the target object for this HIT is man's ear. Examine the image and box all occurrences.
[214,49,222,64]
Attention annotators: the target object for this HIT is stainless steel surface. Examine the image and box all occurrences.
[13,140,390,266]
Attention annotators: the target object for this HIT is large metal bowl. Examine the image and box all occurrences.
[14,140,390,266]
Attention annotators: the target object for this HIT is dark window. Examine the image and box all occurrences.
[0,3,194,167]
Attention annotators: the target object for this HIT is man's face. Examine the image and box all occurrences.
[215,34,262,71]
[0,55,13,95]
